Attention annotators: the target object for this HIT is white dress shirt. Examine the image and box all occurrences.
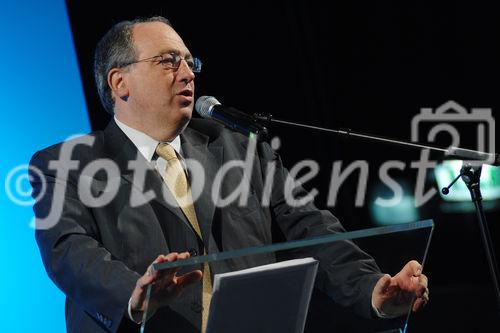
[114,116,184,175]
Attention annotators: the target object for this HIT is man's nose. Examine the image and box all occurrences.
[177,59,195,83]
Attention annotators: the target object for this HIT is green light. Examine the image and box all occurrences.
[434,161,500,201]
[370,195,419,226]
[369,182,419,226]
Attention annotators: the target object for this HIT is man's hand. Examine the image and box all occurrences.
[372,260,429,317]
[130,252,203,318]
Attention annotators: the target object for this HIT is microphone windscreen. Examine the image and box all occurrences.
[195,96,221,118]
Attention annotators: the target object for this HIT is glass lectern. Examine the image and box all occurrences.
[140,220,433,333]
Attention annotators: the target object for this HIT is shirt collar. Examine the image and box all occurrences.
[114,116,181,162]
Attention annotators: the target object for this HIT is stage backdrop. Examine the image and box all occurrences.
[0,0,89,331]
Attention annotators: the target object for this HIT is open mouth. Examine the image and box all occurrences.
[178,89,193,97]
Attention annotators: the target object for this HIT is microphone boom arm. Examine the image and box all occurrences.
[253,113,500,166]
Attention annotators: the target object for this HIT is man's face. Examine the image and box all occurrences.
[123,22,195,135]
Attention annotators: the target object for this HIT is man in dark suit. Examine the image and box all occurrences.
[30,16,429,333]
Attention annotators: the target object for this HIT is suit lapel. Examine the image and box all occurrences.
[103,120,192,231]
[181,126,223,244]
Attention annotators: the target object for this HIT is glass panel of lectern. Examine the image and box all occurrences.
[139,219,434,333]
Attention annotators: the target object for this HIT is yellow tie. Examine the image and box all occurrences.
[155,143,212,333]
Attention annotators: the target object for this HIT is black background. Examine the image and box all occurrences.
[66,1,500,331]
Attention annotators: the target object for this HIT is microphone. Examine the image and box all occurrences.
[195,96,267,138]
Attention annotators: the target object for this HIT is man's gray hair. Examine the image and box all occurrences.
[93,16,172,114]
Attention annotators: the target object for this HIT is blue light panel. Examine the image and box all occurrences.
[0,1,90,331]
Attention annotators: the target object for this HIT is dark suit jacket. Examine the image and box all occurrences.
[30,118,383,333]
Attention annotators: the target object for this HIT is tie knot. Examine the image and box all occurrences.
[156,143,178,161]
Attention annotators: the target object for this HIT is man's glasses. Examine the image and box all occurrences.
[123,53,202,73]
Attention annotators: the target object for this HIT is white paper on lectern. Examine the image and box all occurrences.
[206,257,319,333]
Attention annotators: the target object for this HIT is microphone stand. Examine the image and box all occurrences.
[253,113,500,313]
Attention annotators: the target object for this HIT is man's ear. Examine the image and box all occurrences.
[108,68,129,101]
